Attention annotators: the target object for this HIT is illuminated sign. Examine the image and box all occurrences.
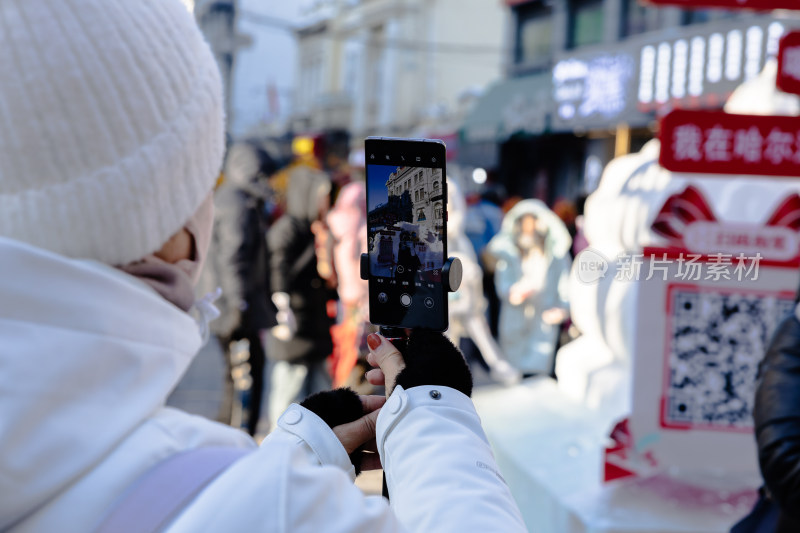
[551,18,789,131]
[553,55,634,123]
[637,22,784,113]
[777,31,800,95]
[644,0,800,8]
[659,109,800,176]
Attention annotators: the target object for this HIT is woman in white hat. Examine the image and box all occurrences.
[0,1,525,531]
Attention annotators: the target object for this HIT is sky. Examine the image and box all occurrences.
[367,164,399,210]
[231,0,315,137]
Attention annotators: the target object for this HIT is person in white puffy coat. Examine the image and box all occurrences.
[0,1,526,532]
[488,200,572,375]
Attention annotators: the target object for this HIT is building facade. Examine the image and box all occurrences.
[460,0,800,205]
[291,0,508,141]
[194,0,251,133]
[386,167,444,227]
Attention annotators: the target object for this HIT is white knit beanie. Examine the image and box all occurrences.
[0,0,225,265]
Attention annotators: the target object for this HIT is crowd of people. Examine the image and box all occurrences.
[0,1,532,530]
[204,130,584,436]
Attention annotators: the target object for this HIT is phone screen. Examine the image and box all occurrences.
[366,138,447,331]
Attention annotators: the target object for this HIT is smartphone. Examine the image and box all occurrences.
[365,137,448,331]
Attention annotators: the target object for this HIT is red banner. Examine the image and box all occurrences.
[644,0,800,9]
[659,110,800,177]
[778,32,800,96]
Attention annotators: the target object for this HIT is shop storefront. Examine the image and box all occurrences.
[458,13,800,205]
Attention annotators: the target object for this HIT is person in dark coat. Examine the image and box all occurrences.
[202,140,279,435]
[396,231,421,284]
[752,306,800,532]
[266,163,336,426]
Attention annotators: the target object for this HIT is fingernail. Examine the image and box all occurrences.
[367,333,381,350]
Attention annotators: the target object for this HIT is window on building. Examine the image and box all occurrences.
[570,0,604,49]
[434,203,442,220]
[681,8,738,26]
[433,181,440,193]
[365,25,384,125]
[417,209,426,221]
[415,190,419,202]
[343,49,358,96]
[621,0,666,37]
[514,1,553,66]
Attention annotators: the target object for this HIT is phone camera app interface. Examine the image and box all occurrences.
[367,163,445,328]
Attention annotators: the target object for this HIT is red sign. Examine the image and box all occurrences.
[644,0,800,9]
[778,32,800,95]
[659,110,800,177]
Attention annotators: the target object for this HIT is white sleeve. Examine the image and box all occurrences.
[377,385,527,533]
[165,404,408,533]
[269,404,407,533]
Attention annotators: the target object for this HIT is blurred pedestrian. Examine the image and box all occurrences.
[0,2,527,532]
[470,184,507,339]
[448,179,521,385]
[318,129,353,194]
[463,189,504,262]
[327,182,372,391]
[572,194,590,257]
[748,301,800,531]
[552,198,577,255]
[487,200,572,376]
[266,160,336,427]
[201,140,280,435]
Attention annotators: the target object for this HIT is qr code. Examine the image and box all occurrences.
[663,288,795,431]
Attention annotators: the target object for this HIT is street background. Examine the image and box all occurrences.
[179,1,800,530]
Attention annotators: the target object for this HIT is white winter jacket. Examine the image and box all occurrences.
[0,237,526,533]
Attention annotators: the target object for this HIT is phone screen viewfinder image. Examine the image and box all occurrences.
[366,138,448,331]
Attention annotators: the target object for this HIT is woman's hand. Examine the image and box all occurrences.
[509,283,534,306]
[365,330,473,398]
[332,395,386,472]
[365,334,406,397]
[542,308,568,325]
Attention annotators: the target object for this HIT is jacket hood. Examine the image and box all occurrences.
[488,199,572,261]
[286,165,331,221]
[0,237,202,530]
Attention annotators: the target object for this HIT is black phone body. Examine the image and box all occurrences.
[365,137,448,331]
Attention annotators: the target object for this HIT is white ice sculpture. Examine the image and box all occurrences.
[557,59,800,421]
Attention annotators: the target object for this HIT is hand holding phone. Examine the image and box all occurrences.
[365,330,473,398]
